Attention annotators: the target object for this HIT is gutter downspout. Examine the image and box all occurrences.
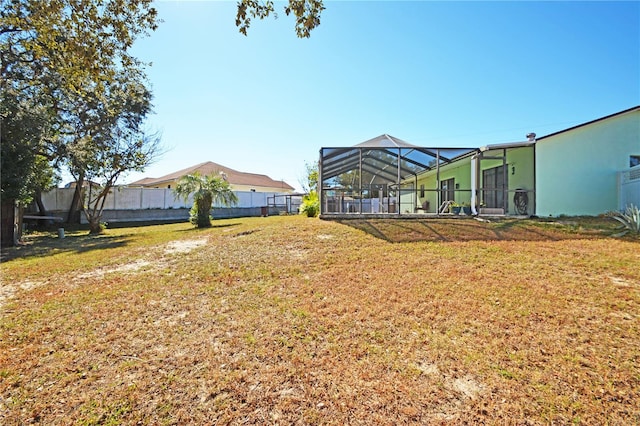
[397,148,401,215]
[359,149,363,214]
[415,174,418,211]
[318,149,324,215]
[502,148,508,214]
[436,150,440,215]
[471,153,479,215]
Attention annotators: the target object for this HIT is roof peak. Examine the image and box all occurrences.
[354,134,418,148]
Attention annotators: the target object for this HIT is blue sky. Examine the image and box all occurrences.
[123,0,640,191]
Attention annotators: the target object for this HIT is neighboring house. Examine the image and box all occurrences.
[128,161,295,193]
[319,106,639,217]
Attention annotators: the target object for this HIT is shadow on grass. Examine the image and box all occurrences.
[336,217,618,243]
[177,222,242,232]
[0,233,131,262]
[105,220,188,229]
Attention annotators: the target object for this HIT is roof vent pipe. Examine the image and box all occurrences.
[526,132,536,141]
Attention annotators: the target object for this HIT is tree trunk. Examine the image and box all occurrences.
[196,195,212,228]
[85,185,112,235]
[34,189,50,230]
[0,199,17,247]
[88,218,103,234]
[35,190,48,215]
[66,172,84,224]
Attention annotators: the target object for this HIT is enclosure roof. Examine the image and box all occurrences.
[353,134,419,148]
[321,135,478,184]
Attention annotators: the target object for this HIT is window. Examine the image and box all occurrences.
[631,155,640,168]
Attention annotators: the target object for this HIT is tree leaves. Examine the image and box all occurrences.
[80,130,162,233]
[236,0,324,38]
[0,0,160,212]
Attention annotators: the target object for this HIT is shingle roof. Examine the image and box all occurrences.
[129,161,294,191]
[127,177,157,186]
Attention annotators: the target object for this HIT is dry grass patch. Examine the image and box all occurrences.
[1,216,639,424]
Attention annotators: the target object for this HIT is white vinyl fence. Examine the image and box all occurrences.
[40,187,294,211]
[619,167,640,210]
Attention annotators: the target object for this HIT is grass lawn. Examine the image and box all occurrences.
[1,215,638,424]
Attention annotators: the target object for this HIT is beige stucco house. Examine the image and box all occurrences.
[129,161,295,193]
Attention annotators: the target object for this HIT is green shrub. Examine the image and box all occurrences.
[299,191,319,217]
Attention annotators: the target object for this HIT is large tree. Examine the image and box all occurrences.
[81,129,162,234]
[299,160,318,194]
[0,78,60,244]
[0,0,160,241]
[57,62,156,225]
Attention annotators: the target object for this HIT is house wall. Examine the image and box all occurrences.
[536,109,640,216]
[136,181,174,189]
[399,182,415,213]
[231,184,294,193]
[508,147,536,195]
[416,161,473,212]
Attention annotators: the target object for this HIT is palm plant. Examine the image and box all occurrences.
[173,172,238,228]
